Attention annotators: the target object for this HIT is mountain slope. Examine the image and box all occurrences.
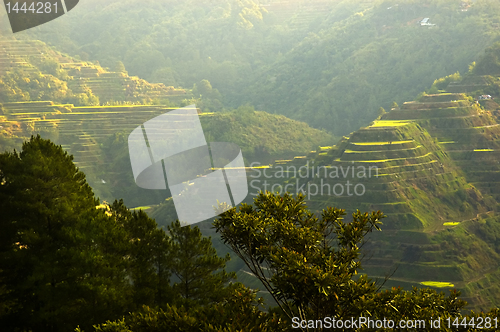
[0,39,334,207]
[238,0,500,134]
[0,38,187,105]
[17,0,500,136]
[149,47,500,311]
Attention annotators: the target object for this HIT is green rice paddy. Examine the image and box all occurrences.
[420,281,455,288]
[353,152,433,163]
[351,140,413,146]
[344,145,422,153]
[130,206,152,211]
[369,120,411,127]
[250,165,271,169]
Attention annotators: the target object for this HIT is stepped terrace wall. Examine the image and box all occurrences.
[249,121,485,229]
[417,93,467,103]
[376,88,500,214]
[0,38,188,104]
[245,116,498,310]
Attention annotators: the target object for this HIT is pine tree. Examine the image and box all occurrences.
[0,136,131,331]
[108,200,172,309]
[168,220,236,309]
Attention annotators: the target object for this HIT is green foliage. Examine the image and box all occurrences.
[91,286,283,332]
[67,86,100,106]
[193,79,214,97]
[112,60,127,74]
[108,200,173,310]
[378,107,386,117]
[473,42,500,76]
[468,61,477,74]
[213,192,499,330]
[0,69,99,106]
[0,136,261,331]
[201,107,334,163]
[214,192,385,323]
[30,56,63,78]
[192,79,223,112]
[168,220,236,309]
[0,135,130,331]
[97,131,172,208]
[430,72,462,91]
[90,318,132,332]
[149,67,178,87]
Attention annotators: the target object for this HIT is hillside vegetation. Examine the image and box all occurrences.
[18,0,500,135]
[3,145,498,331]
[0,38,187,106]
[147,42,500,311]
[3,0,500,320]
[0,36,333,207]
[0,100,332,207]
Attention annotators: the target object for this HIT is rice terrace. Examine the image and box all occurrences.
[2,0,500,330]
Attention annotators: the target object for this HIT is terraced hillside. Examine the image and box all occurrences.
[0,101,183,195]
[250,123,481,225]
[0,100,333,209]
[4,92,499,312]
[3,34,500,312]
[0,38,43,74]
[359,88,500,310]
[176,76,500,311]
[0,38,187,104]
[262,0,335,31]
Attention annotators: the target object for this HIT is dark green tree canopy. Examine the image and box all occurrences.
[168,220,236,309]
[213,192,498,331]
[0,135,129,331]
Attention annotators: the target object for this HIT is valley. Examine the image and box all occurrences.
[149,48,500,311]
[2,0,500,327]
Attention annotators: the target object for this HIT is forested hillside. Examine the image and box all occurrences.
[15,0,500,134]
[242,0,500,133]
